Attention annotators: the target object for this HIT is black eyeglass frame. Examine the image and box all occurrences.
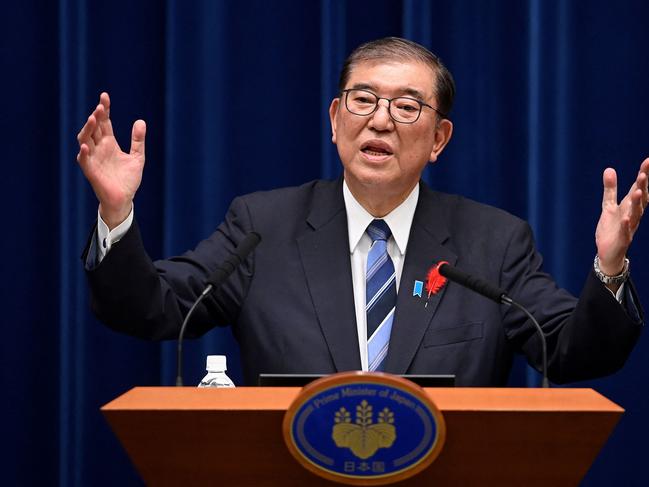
[339,88,446,124]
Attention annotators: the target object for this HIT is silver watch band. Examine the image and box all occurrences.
[593,255,630,285]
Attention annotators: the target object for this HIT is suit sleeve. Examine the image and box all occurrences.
[499,220,643,384]
[82,196,256,340]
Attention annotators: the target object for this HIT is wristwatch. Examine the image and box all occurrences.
[593,255,630,285]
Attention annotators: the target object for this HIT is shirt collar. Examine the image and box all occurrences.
[343,180,419,255]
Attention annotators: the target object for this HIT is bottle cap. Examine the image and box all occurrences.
[206,355,227,372]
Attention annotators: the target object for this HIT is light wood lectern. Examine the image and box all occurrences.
[102,387,622,486]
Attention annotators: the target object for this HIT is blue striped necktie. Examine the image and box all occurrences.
[366,219,397,372]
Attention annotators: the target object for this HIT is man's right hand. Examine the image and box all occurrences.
[77,92,146,230]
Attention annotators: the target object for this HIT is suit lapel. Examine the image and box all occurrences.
[297,179,362,371]
[385,184,457,374]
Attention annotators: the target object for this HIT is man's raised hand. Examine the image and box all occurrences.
[595,157,649,285]
[76,92,146,229]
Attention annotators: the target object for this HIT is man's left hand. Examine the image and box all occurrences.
[595,157,649,291]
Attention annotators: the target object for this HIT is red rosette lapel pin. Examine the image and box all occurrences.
[425,261,449,299]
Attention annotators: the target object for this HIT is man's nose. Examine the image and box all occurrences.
[369,99,394,130]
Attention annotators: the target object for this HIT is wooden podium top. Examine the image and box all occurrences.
[102,386,623,413]
[102,387,623,486]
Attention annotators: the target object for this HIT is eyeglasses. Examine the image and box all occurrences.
[339,88,445,124]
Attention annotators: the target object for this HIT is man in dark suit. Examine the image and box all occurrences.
[77,38,647,386]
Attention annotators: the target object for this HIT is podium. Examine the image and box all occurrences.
[102,387,622,486]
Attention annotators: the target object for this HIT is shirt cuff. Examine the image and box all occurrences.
[615,283,625,303]
[96,206,134,262]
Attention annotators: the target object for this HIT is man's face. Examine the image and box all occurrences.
[329,60,453,214]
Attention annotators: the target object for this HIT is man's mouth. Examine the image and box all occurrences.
[362,146,393,156]
[360,140,394,157]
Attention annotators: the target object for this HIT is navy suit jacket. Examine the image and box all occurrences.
[85,178,643,385]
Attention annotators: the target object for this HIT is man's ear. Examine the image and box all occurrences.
[329,98,340,144]
[428,118,453,163]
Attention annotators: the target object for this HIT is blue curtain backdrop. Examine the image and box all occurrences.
[1,0,648,485]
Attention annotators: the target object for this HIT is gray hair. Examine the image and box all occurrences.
[338,37,455,118]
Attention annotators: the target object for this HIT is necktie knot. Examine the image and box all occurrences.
[367,219,392,243]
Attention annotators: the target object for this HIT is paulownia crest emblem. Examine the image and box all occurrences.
[332,400,396,459]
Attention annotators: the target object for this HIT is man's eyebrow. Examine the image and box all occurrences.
[349,82,377,92]
[348,83,428,101]
[401,88,427,101]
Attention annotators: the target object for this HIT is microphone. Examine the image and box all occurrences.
[204,232,262,288]
[438,263,549,388]
[175,232,261,386]
[438,263,507,303]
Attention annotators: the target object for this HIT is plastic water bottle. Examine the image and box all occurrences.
[198,355,235,388]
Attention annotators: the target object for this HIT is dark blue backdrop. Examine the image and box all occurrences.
[1,1,648,485]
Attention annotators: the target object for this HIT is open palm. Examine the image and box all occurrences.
[77,92,146,228]
[595,159,649,277]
